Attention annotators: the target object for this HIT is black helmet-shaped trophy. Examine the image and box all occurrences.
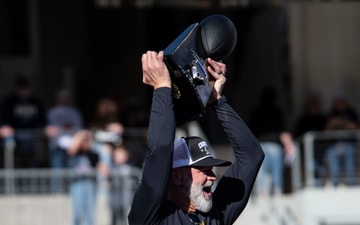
[164,14,237,125]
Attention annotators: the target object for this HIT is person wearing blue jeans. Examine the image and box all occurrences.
[68,130,107,225]
[49,146,68,192]
[70,179,97,225]
[324,92,359,187]
[326,141,356,186]
[257,142,284,195]
[249,87,296,196]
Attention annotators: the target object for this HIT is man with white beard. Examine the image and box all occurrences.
[128,51,264,225]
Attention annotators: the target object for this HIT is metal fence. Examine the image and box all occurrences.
[0,168,142,225]
[0,127,146,225]
[302,129,360,187]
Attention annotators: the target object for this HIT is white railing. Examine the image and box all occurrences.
[302,130,360,187]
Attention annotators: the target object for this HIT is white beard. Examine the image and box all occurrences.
[183,177,213,213]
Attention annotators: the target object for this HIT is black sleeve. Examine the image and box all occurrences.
[128,88,176,225]
[211,96,264,225]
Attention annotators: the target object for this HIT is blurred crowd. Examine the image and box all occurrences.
[249,86,359,201]
[0,77,359,224]
[0,77,146,225]
[0,76,147,170]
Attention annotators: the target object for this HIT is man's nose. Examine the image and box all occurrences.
[207,170,217,181]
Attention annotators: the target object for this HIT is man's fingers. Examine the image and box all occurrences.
[207,65,222,78]
[150,51,157,60]
[207,58,225,75]
[157,51,164,61]
[141,53,147,67]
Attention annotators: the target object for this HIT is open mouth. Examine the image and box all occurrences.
[202,185,213,200]
[203,186,212,193]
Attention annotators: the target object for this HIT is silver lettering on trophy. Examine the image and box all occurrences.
[190,61,208,86]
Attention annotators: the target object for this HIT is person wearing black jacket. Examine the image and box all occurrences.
[128,51,264,225]
[0,77,46,168]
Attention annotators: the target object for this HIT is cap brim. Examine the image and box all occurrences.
[191,157,232,167]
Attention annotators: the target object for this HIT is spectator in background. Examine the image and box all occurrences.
[295,92,327,138]
[123,97,148,127]
[68,129,107,225]
[294,92,328,186]
[249,87,296,197]
[108,144,133,225]
[0,76,46,168]
[89,97,124,131]
[89,97,125,169]
[122,97,149,168]
[44,89,83,192]
[44,88,83,169]
[324,92,358,187]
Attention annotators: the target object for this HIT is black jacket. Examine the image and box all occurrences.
[128,88,264,225]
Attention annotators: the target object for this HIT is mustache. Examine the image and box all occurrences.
[203,181,214,188]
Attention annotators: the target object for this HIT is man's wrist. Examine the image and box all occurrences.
[210,95,227,107]
[154,82,172,89]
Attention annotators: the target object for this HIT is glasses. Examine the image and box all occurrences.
[187,213,205,225]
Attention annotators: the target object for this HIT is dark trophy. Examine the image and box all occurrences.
[164,14,237,125]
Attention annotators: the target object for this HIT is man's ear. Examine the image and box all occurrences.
[170,169,183,185]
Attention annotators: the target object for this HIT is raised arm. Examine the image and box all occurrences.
[212,96,264,221]
[128,51,176,225]
[206,58,264,224]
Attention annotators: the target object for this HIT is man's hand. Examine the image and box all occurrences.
[142,51,171,89]
[206,58,227,103]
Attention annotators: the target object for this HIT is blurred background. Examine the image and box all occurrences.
[1,0,360,224]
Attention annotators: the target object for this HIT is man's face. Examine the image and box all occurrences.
[182,166,217,213]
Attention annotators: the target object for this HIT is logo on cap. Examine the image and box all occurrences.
[198,141,211,155]
[173,136,232,168]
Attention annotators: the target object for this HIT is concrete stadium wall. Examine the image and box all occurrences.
[0,193,111,225]
[235,186,360,225]
[3,186,360,225]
